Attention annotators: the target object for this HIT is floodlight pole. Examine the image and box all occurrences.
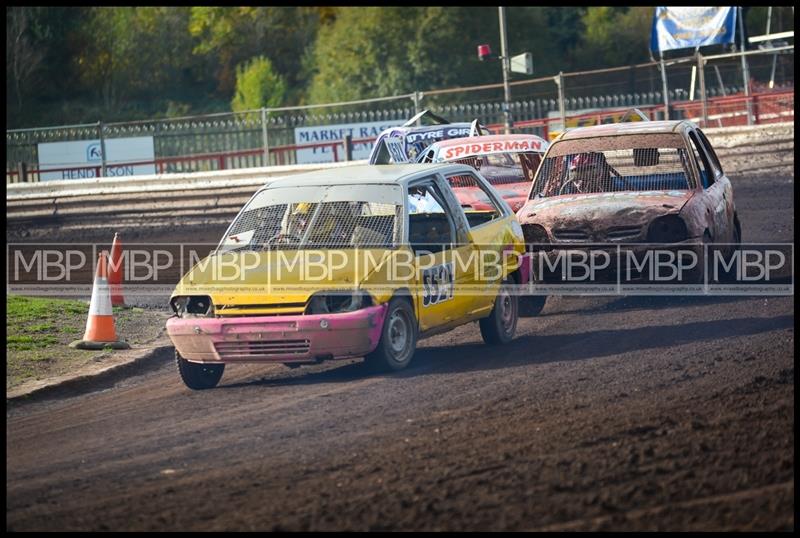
[659,51,670,120]
[738,6,753,125]
[499,6,512,134]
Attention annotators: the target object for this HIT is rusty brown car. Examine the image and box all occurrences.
[517,120,741,306]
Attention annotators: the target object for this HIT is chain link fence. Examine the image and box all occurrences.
[7,47,793,183]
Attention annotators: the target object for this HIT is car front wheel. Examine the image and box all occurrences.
[365,297,417,372]
[480,277,518,345]
[176,350,224,390]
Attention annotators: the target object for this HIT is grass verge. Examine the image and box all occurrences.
[6,295,169,392]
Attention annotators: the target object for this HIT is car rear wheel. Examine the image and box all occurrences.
[176,350,224,390]
[365,297,417,372]
[480,277,518,345]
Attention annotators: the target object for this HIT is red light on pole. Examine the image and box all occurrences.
[477,44,492,61]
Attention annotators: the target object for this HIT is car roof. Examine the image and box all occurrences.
[558,120,694,140]
[431,133,547,149]
[390,123,474,134]
[263,163,476,190]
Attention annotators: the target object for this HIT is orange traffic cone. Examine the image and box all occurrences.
[108,233,126,307]
[69,252,130,350]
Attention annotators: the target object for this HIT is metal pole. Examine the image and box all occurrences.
[659,51,670,120]
[261,107,270,167]
[343,134,353,161]
[697,53,708,127]
[689,65,697,101]
[766,6,772,34]
[738,6,753,125]
[556,72,566,133]
[16,161,27,183]
[499,6,512,134]
[766,7,778,89]
[714,65,728,96]
[98,121,107,177]
[412,91,423,125]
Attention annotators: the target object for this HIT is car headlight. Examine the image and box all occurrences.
[305,290,373,315]
[522,223,552,252]
[647,215,689,243]
[170,295,214,317]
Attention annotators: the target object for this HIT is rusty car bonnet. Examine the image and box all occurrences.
[520,190,694,230]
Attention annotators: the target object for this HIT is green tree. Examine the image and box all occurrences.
[231,56,287,111]
[573,7,652,69]
[6,7,45,110]
[189,7,323,103]
[307,7,506,105]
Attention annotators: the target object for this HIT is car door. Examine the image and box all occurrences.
[440,170,514,316]
[696,128,736,242]
[406,177,475,333]
[688,129,728,242]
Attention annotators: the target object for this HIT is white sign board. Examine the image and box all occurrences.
[37,136,156,181]
[294,120,404,164]
[510,52,533,75]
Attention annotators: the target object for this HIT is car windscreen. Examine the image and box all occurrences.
[452,151,541,186]
[218,184,403,252]
[530,134,695,198]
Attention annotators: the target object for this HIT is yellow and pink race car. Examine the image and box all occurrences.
[166,163,527,390]
[415,134,549,213]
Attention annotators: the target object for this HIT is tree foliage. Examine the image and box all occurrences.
[231,56,287,111]
[573,7,653,68]
[8,6,789,128]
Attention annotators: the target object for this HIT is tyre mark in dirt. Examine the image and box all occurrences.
[530,481,794,531]
[6,147,795,530]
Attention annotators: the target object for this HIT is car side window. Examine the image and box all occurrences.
[688,131,714,189]
[444,172,504,229]
[407,181,456,254]
[419,148,435,163]
[696,129,724,177]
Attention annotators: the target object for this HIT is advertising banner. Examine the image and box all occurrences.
[294,120,404,164]
[650,7,737,53]
[37,137,156,181]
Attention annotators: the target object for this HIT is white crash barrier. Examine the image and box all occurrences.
[6,159,368,201]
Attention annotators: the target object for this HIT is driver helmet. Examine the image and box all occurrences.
[569,152,608,173]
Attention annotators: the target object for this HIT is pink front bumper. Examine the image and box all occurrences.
[167,304,388,364]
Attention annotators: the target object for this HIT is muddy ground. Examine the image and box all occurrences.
[5,130,794,531]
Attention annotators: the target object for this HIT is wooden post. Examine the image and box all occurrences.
[343,134,353,162]
[16,161,27,183]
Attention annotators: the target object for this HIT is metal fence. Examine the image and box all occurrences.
[6,46,794,183]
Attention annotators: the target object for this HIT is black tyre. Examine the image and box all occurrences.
[365,297,417,372]
[480,277,518,345]
[176,350,224,390]
[720,219,742,282]
[519,295,547,317]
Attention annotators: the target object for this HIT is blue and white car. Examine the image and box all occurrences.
[368,110,490,164]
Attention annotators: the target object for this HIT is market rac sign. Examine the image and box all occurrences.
[294,120,403,164]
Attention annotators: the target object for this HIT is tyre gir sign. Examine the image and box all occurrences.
[37,137,156,181]
[442,139,545,160]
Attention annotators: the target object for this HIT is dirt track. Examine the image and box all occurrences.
[5,132,794,531]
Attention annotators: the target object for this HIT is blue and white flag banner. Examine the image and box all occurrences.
[651,7,737,53]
